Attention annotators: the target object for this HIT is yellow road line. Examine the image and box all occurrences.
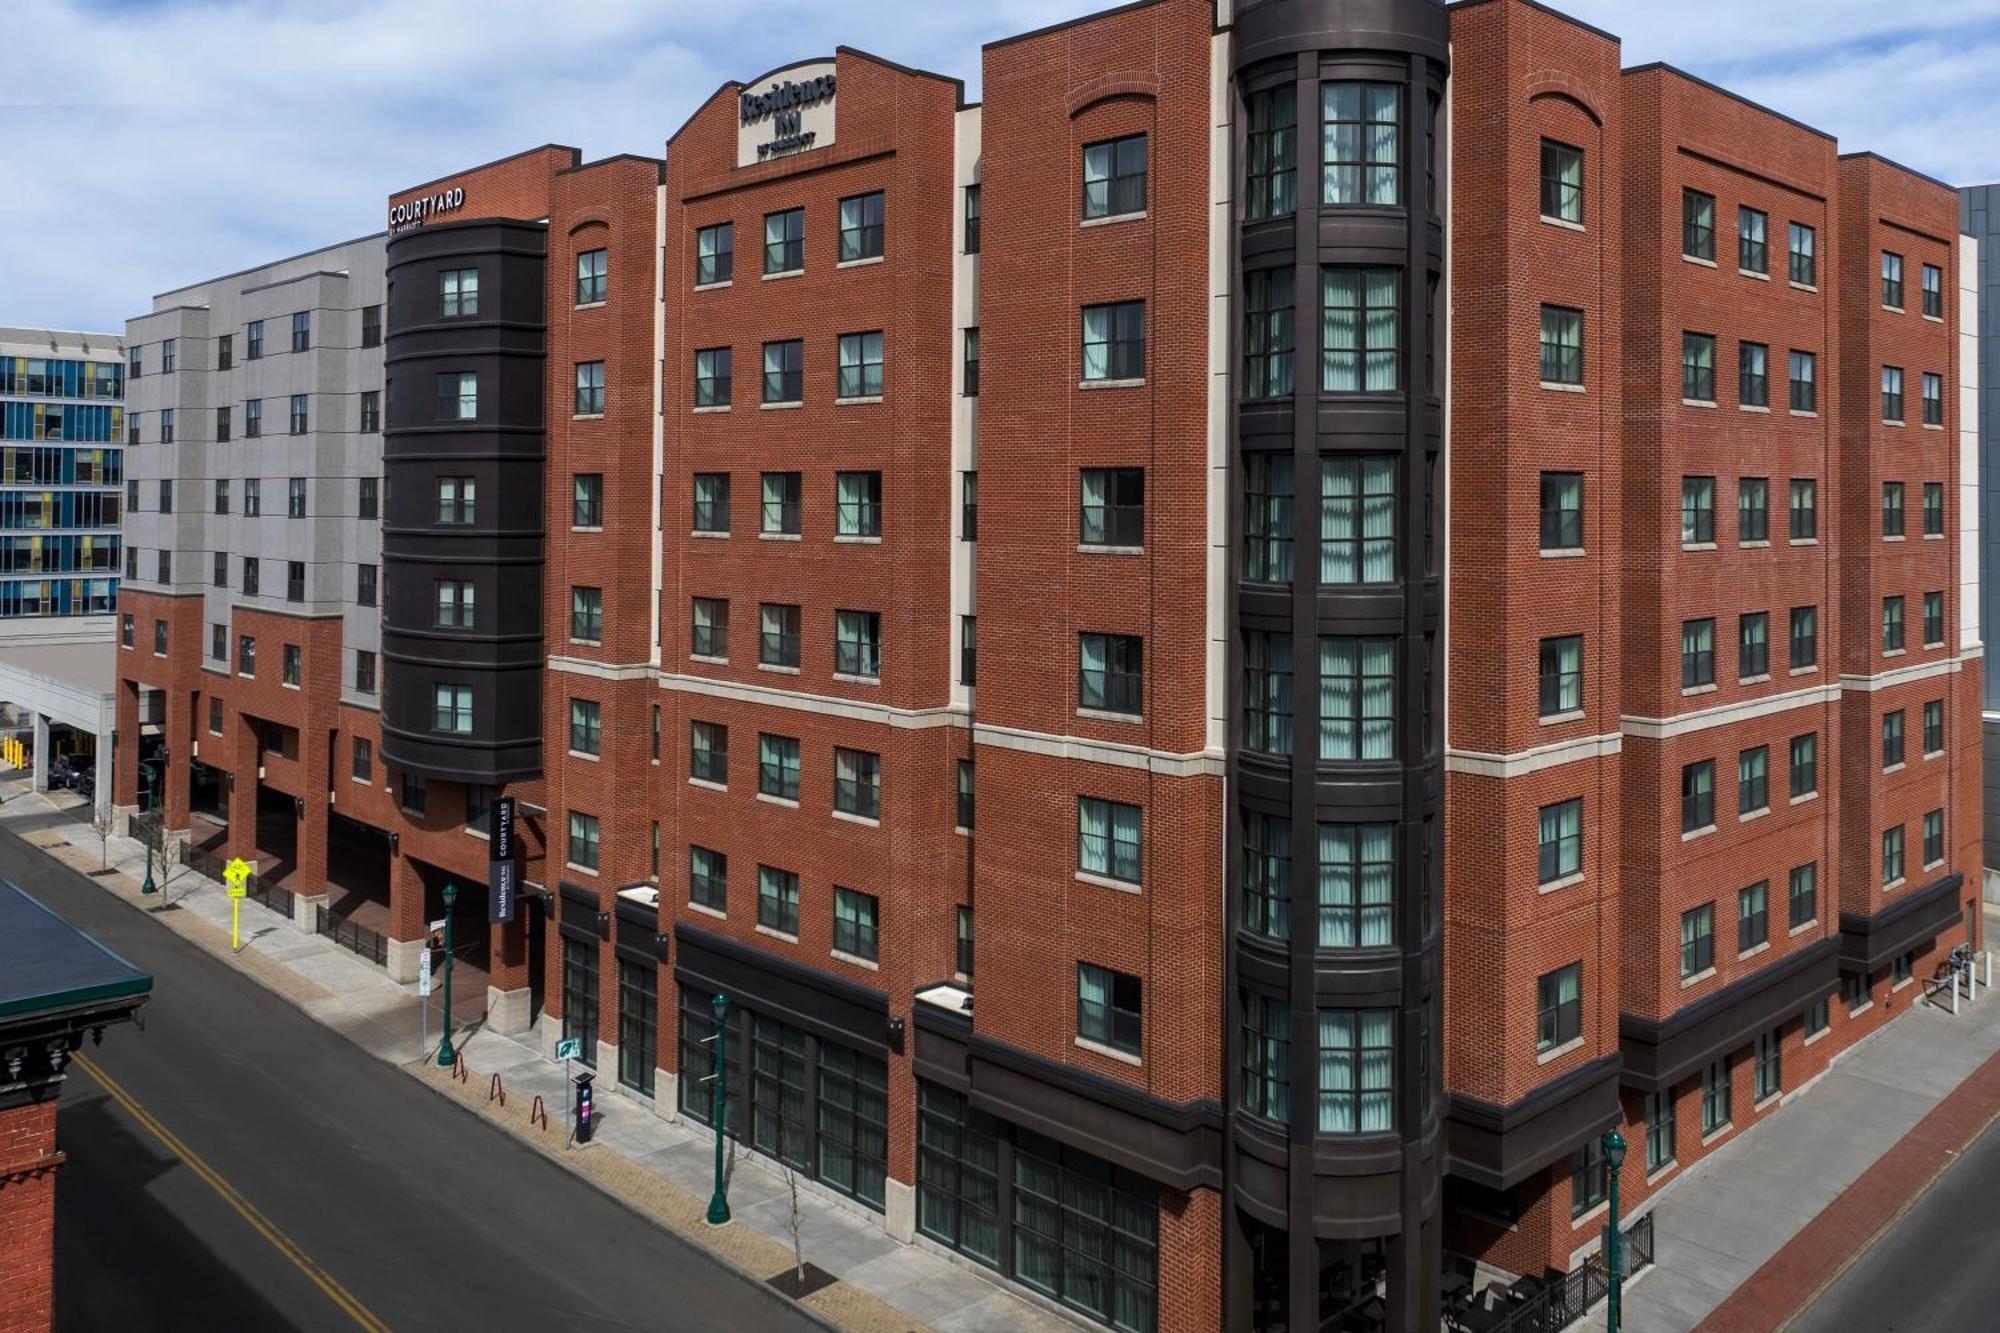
[73,1053,392,1333]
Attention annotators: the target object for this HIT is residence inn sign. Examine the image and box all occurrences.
[736,60,837,167]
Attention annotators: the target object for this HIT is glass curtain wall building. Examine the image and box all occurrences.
[0,327,123,617]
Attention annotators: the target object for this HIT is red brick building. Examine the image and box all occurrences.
[115,2,1981,1329]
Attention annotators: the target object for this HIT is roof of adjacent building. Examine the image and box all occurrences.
[0,881,152,1022]
[0,326,125,358]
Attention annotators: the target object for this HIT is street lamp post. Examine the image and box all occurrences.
[706,991,731,1225]
[1603,1127,1627,1332]
[139,763,157,897]
[437,882,458,1067]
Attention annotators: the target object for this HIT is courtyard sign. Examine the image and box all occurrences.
[388,186,465,232]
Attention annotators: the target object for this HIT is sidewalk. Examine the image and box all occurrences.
[1580,906,2000,1333]
[0,782,1080,1333]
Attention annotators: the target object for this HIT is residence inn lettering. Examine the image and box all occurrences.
[388,187,465,232]
[735,63,836,166]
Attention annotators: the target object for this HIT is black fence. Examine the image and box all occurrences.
[314,904,387,966]
[128,810,164,851]
[179,842,295,921]
[1451,1211,1655,1333]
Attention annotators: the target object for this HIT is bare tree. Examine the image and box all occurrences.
[778,1120,805,1286]
[90,808,116,870]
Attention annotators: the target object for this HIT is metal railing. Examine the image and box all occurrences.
[128,810,163,851]
[1453,1213,1655,1333]
[314,904,387,965]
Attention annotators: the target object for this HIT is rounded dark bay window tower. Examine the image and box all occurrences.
[380,218,548,784]
[1224,2,1447,1330]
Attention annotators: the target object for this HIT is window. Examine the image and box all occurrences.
[838,192,884,262]
[437,371,476,421]
[1681,904,1715,979]
[569,699,602,756]
[963,328,979,397]
[351,737,372,783]
[1321,82,1400,206]
[1240,994,1289,1123]
[1316,821,1394,948]
[1081,468,1144,547]
[962,185,981,254]
[1646,1090,1677,1173]
[1924,482,1944,536]
[1790,862,1818,928]
[357,563,377,607]
[1789,478,1817,540]
[216,406,232,442]
[1740,612,1769,679]
[433,684,473,734]
[1681,618,1715,689]
[762,340,803,403]
[692,472,730,533]
[354,650,376,695]
[1539,636,1582,717]
[1739,206,1768,273]
[834,471,880,538]
[1323,268,1399,393]
[1682,332,1716,401]
[290,310,311,352]
[1320,455,1395,583]
[1243,268,1295,398]
[763,208,804,274]
[153,620,168,655]
[1682,759,1715,833]
[575,248,608,305]
[1788,222,1816,286]
[1882,251,1904,308]
[120,613,133,648]
[1738,477,1768,543]
[1789,350,1817,412]
[1682,189,1715,261]
[1754,1031,1781,1102]
[212,551,227,587]
[361,305,380,348]
[1537,963,1582,1052]
[238,634,256,676]
[401,772,426,817]
[158,479,173,514]
[1241,810,1290,939]
[834,610,881,679]
[572,473,602,528]
[960,615,976,686]
[1082,134,1147,219]
[1790,606,1818,670]
[436,477,474,523]
[957,761,974,833]
[1078,797,1141,884]
[243,558,260,597]
[759,603,799,668]
[1740,342,1769,407]
[690,721,727,784]
[1882,366,1904,423]
[1882,825,1905,886]
[830,748,882,823]
[1704,1056,1736,1128]
[156,550,171,584]
[1318,1010,1394,1134]
[1924,699,1945,756]
[832,888,879,962]
[1319,637,1395,761]
[1739,882,1769,952]
[1924,591,1945,647]
[1244,453,1295,581]
[1739,746,1768,815]
[359,391,379,434]
[288,394,308,435]
[568,811,600,872]
[1541,139,1583,223]
[758,734,800,801]
[288,477,307,518]
[570,586,603,643]
[836,331,884,399]
[961,471,978,540]
[1079,633,1142,715]
[1895,952,1915,986]
[1925,809,1945,866]
[440,268,478,317]
[1541,472,1583,550]
[160,410,176,444]
[1081,301,1145,382]
[1538,798,1582,885]
[1923,263,1944,318]
[1790,733,1818,799]
[695,223,733,285]
[1540,306,1583,385]
[1846,973,1870,1014]
[247,320,264,360]
[1805,997,1829,1038]
[1077,964,1141,1056]
[217,334,233,370]
[1883,710,1905,769]
[1923,373,1944,426]
[1884,596,1905,653]
[435,579,475,628]
[1571,1139,1606,1219]
[760,472,801,535]
[575,361,605,415]
[689,846,726,912]
[1248,89,1299,219]
[210,623,225,660]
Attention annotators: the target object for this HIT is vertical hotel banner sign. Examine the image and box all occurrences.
[736,61,837,168]
[488,794,518,923]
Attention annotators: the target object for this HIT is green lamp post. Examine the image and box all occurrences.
[139,762,157,896]
[436,882,458,1067]
[706,991,731,1225]
[1603,1127,1627,1331]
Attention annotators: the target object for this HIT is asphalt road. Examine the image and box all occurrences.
[1789,1112,2000,1333]
[5,814,818,1333]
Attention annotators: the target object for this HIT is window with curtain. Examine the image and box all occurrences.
[1321,82,1401,206]
[1322,267,1400,393]
[838,192,885,262]
[1538,636,1583,717]
[1536,963,1581,1051]
[1241,810,1290,939]
[1242,631,1293,757]
[1682,760,1715,833]
[1081,134,1148,220]
[1318,822,1394,948]
[1538,798,1582,883]
[1319,636,1395,761]
[695,222,733,285]
[1540,305,1584,384]
[836,331,885,399]
[1321,455,1395,583]
[1078,797,1142,884]
[1243,453,1295,583]
[1680,904,1714,979]
[1243,268,1295,399]
[1245,87,1297,220]
[1540,139,1583,223]
[1319,1009,1393,1134]
[1081,301,1146,381]
[1077,964,1142,1055]
[1080,467,1145,547]
[1240,993,1290,1124]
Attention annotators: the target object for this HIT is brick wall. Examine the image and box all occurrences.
[0,1100,60,1333]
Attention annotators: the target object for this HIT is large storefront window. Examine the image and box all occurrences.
[818,1045,889,1208]
[617,959,656,1097]
[677,989,741,1134]
[917,1082,1159,1333]
[561,936,599,1069]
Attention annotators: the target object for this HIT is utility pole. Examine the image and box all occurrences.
[437,882,458,1067]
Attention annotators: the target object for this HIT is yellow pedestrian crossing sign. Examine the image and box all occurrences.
[223,857,252,898]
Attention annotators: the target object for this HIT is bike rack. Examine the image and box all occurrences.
[530,1095,549,1132]
[489,1072,505,1107]
[453,1059,469,1084]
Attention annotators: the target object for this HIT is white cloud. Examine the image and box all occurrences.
[7,0,1990,332]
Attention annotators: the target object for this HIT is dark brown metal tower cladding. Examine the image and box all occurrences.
[380,218,547,783]
[1226,2,1447,1329]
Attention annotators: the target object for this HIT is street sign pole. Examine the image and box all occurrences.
[221,857,252,948]
[438,882,458,1067]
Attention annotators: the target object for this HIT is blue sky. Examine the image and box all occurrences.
[10,0,1999,333]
